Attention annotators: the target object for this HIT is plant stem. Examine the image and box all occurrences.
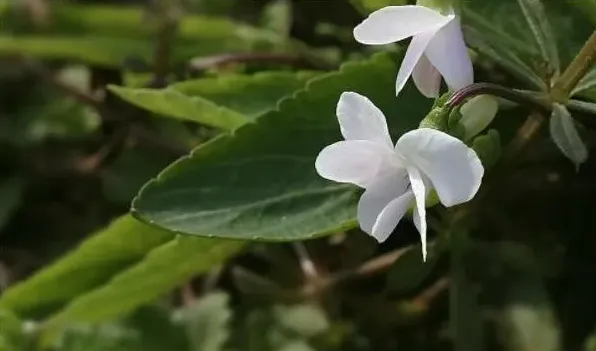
[551,30,596,101]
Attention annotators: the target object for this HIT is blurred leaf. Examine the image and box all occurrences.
[55,323,141,351]
[495,282,561,351]
[0,4,290,67]
[262,0,291,36]
[0,177,24,231]
[41,237,245,344]
[386,243,442,294]
[274,304,329,338]
[126,306,189,351]
[109,71,317,130]
[132,53,433,241]
[0,216,173,317]
[173,291,232,351]
[549,103,587,170]
[516,0,560,75]
[0,310,26,351]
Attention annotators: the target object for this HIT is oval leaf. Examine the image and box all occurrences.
[131,53,433,241]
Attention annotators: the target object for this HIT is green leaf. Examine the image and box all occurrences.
[41,237,245,343]
[0,4,288,67]
[274,304,329,338]
[461,8,545,89]
[132,53,433,241]
[173,292,232,351]
[516,0,560,75]
[0,216,173,316]
[109,71,317,130]
[549,103,587,170]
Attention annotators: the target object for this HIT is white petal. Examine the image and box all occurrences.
[357,169,410,241]
[315,140,395,188]
[412,54,442,98]
[395,30,439,96]
[424,17,473,92]
[353,5,450,45]
[370,190,415,242]
[407,166,428,261]
[396,128,484,207]
[336,92,393,148]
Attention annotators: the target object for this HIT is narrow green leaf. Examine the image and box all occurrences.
[571,68,596,97]
[549,103,588,170]
[109,86,246,130]
[109,72,316,130]
[0,5,288,67]
[132,53,433,241]
[41,237,244,342]
[517,0,560,75]
[0,216,173,316]
[461,9,544,89]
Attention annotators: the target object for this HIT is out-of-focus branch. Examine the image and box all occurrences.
[188,52,335,73]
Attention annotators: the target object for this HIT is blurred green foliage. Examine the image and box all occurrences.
[0,0,596,350]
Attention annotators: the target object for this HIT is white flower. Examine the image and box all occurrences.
[353,5,473,98]
[315,92,484,260]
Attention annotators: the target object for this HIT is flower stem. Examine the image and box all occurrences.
[446,83,549,113]
[551,30,596,101]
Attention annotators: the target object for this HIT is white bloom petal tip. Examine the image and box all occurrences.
[336,92,393,148]
[353,5,449,45]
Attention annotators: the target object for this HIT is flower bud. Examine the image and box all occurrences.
[459,95,498,141]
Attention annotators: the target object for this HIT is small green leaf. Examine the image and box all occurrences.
[516,0,560,76]
[173,292,232,351]
[0,216,173,317]
[41,237,244,343]
[132,53,432,241]
[274,304,329,337]
[109,72,316,130]
[549,103,588,170]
